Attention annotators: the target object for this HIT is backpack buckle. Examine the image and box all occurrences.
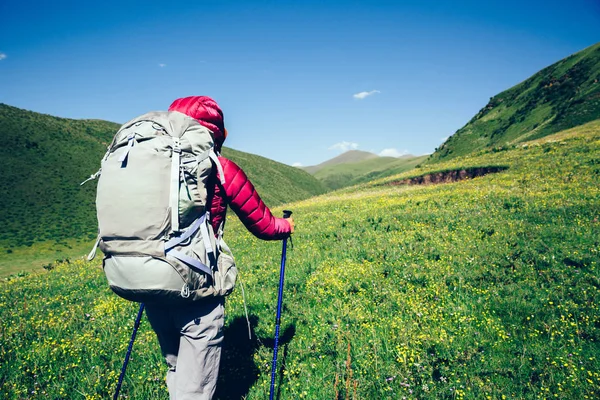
[181,284,190,298]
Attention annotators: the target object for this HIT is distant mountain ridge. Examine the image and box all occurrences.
[303,150,426,190]
[221,147,327,206]
[0,103,326,248]
[302,150,379,174]
[428,42,600,163]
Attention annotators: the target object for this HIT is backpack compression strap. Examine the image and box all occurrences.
[164,213,215,277]
[167,249,212,276]
[118,134,137,166]
[170,137,182,233]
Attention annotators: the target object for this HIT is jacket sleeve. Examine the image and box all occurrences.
[219,157,292,240]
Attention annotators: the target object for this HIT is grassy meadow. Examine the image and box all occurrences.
[312,154,428,191]
[0,104,325,260]
[1,121,600,399]
[0,238,95,278]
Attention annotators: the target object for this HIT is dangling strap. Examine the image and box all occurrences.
[102,146,112,162]
[87,236,101,261]
[118,134,137,165]
[200,213,217,267]
[218,235,233,255]
[170,138,182,233]
[214,234,250,338]
[81,146,111,185]
[167,250,213,276]
[217,224,225,244]
[80,169,102,186]
[238,273,252,340]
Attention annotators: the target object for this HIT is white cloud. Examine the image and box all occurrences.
[440,136,449,143]
[0,53,7,61]
[158,63,166,67]
[329,141,359,152]
[379,148,409,158]
[292,162,303,167]
[353,90,380,100]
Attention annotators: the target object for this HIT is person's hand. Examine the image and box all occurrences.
[287,217,295,234]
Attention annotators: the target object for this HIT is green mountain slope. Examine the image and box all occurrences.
[2,121,599,399]
[0,103,120,247]
[428,42,600,163]
[0,104,326,249]
[220,147,327,206]
[313,154,427,190]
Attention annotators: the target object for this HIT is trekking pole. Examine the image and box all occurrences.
[113,302,145,400]
[269,210,293,400]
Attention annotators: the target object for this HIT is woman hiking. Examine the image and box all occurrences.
[144,95,294,399]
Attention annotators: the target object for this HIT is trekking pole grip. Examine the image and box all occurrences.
[283,210,293,247]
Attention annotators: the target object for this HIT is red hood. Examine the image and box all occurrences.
[168,96,226,151]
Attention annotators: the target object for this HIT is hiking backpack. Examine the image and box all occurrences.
[84,110,237,303]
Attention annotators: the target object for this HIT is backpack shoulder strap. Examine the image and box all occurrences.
[209,150,225,185]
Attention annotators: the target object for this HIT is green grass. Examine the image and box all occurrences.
[0,238,96,278]
[427,42,600,164]
[2,120,599,399]
[221,147,327,205]
[0,104,119,248]
[0,104,326,252]
[312,155,428,190]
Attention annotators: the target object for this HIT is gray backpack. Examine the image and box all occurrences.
[84,110,237,303]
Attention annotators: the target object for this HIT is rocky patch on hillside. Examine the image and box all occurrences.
[388,166,508,186]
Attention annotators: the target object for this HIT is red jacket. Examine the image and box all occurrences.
[209,156,291,240]
[168,96,290,240]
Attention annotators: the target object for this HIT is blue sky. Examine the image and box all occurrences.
[1,0,599,166]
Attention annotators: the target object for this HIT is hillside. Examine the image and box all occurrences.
[2,120,599,399]
[0,103,120,248]
[0,104,326,251]
[220,147,327,205]
[302,150,378,174]
[313,154,427,190]
[428,42,600,163]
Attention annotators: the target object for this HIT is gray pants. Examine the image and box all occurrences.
[146,299,225,400]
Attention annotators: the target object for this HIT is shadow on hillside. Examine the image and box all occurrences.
[216,315,296,400]
[260,324,296,400]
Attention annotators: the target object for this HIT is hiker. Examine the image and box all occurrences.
[144,95,294,399]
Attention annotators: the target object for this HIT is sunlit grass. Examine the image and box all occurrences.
[1,122,599,399]
[0,238,96,277]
